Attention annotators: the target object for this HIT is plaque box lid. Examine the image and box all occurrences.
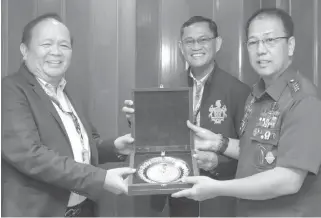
[132,87,193,149]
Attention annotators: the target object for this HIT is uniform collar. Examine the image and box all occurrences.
[252,65,298,101]
[188,62,217,86]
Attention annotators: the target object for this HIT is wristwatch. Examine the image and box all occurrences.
[217,134,229,155]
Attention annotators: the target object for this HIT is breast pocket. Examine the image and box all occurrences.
[251,127,280,171]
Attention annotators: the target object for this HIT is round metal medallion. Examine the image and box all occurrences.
[137,156,190,184]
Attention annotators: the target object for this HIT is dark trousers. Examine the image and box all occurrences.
[133,195,167,217]
[169,196,236,217]
[169,197,199,217]
[134,195,236,217]
[65,198,95,217]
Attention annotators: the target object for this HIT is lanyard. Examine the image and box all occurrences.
[45,90,90,164]
[193,82,204,125]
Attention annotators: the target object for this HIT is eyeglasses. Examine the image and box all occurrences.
[182,36,216,47]
[246,36,289,49]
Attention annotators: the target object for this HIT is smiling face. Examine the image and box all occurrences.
[247,16,295,79]
[20,18,72,85]
[179,22,221,72]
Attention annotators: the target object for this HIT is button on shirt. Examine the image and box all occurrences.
[36,77,91,207]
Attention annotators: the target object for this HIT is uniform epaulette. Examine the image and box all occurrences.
[287,78,304,100]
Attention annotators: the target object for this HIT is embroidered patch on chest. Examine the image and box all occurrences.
[208,100,227,124]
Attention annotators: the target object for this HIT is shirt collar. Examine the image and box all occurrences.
[36,77,67,94]
[188,62,216,85]
[252,65,298,101]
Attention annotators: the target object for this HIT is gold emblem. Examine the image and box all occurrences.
[209,100,227,124]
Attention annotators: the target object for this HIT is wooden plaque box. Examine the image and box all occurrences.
[128,87,199,196]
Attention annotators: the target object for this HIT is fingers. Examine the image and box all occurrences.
[122,100,135,115]
[124,100,133,106]
[114,134,134,151]
[181,176,200,184]
[105,168,135,195]
[194,151,218,171]
[117,179,128,195]
[114,167,136,177]
[193,150,212,161]
[122,134,134,143]
[187,120,201,133]
[122,100,135,122]
[187,120,209,136]
[123,107,135,114]
[193,140,211,151]
[171,188,193,198]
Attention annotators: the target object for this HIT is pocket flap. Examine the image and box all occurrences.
[250,127,280,146]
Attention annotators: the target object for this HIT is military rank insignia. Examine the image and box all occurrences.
[289,79,300,93]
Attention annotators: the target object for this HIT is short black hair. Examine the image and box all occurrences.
[21,13,72,47]
[245,8,294,39]
[180,16,219,38]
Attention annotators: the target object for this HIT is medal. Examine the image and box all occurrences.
[267,102,280,128]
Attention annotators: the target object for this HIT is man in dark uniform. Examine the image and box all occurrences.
[123,16,250,217]
[172,8,321,217]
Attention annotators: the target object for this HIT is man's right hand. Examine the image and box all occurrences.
[187,120,222,152]
[122,100,135,127]
[193,150,218,171]
[104,167,136,195]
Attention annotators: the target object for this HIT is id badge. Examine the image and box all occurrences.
[82,149,90,164]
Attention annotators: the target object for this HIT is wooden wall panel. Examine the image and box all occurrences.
[160,0,190,88]
[6,0,37,76]
[136,0,160,88]
[117,0,136,136]
[36,0,64,17]
[291,0,315,83]
[1,0,9,77]
[87,0,118,139]
[241,0,261,86]
[214,0,260,86]
[215,0,244,80]
[317,0,321,96]
[64,0,91,121]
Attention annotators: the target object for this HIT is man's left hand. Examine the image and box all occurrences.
[171,176,220,201]
[193,150,218,171]
[114,134,134,155]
